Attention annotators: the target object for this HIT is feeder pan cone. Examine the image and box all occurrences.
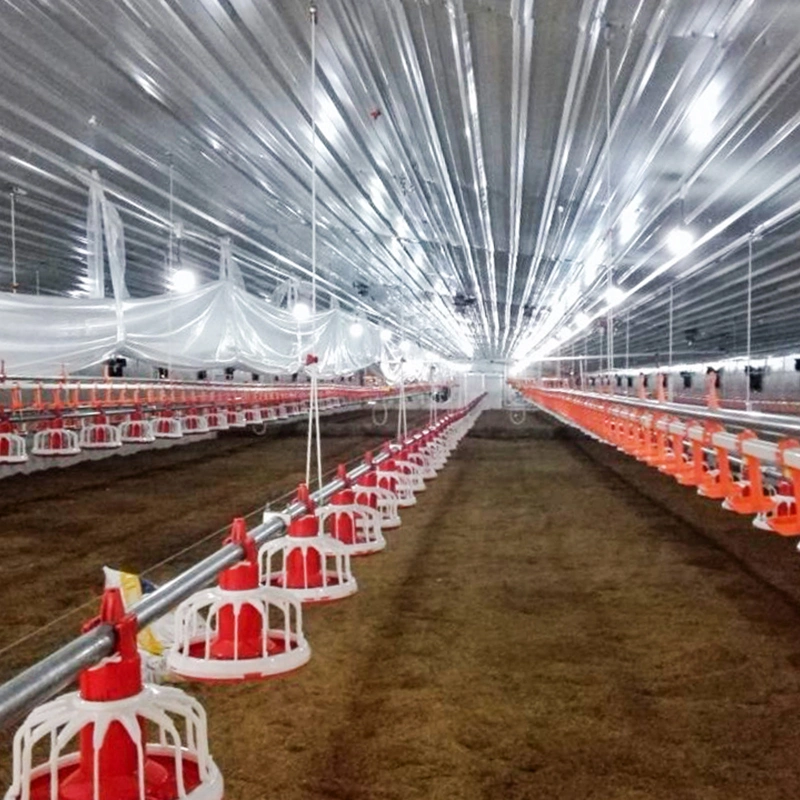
[167,518,310,683]
[0,421,27,464]
[259,484,358,604]
[5,588,224,800]
[355,455,402,529]
[317,467,386,557]
[388,446,427,493]
[377,454,417,508]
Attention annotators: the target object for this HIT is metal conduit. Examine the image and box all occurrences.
[535,388,800,439]
[525,392,783,481]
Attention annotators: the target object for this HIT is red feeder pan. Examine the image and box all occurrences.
[317,474,386,557]
[355,463,402,530]
[5,590,223,800]
[167,519,310,683]
[259,485,358,604]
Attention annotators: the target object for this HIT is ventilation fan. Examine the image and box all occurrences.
[454,292,477,314]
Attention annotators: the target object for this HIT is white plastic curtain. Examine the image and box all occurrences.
[0,175,442,380]
[0,281,438,380]
[86,170,130,303]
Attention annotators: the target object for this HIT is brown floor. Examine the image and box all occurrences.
[4,409,800,798]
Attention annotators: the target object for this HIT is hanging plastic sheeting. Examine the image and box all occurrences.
[218,236,246,290]
[85,171,130,306]
[85,175,104,299]
[0,292,119,376]
[0,281,447,379]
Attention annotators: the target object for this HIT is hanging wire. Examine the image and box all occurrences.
[604,23,614,382]
[301,2,323,491]
[625,311,630,371]
[428,365,437,427]
[167,161,175,377]
[668,284,674,400]
[396,361,408,441]
[310,1,318,314]
[371,400,389,427]
[168,161,174,273]
[745,232,754,411]
[10,190,17,293]
[305,361,323,490]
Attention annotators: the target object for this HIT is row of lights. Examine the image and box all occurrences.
[512,223,698,374]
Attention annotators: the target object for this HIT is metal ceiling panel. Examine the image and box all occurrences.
[0,0,799,364]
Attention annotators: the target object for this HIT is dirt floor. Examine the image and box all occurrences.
[5,408,800,798]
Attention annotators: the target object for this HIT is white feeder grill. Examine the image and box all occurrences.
[226,409,247,428]
[31,427,81,457]
[318,503,386,556]
[428,431,455,456]
[78,422,122,450]
[405,451,438,480]
[263,407,278,421]
[167,586,310,682]
[180,414,210,435]
[259,531,358,604]
[420,440,448,470]
[753,493,796,532]
[355,484,402,529]
[391,458,427,492]
[153,417,183,439]
[5,685,223,800]
[204,410,230,431]
[243,407,263,425]
[277,405,290,420]
[0,432,28,464]
[377,469,417,507]
[119,418,156,444]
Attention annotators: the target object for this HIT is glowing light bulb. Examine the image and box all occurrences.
[667,227,695,257]
[349,321,364,338]
[605,286,625,307]
[169,268,196,293]
[292,301,311,321]
[380,329,392,343]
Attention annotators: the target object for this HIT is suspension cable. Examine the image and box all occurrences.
[310,2,318,314]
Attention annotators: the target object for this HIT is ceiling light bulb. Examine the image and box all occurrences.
[380,329,392,343]
[349,321,364,338]
[605,286,625,307]
[667,227,695,257]
[292,301,311,322]
[169,268,196,294]
[582,241,605,286]
[618,203,639,245]
[575,312,590,330]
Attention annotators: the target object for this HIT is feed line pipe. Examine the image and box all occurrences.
[0,395,485,731]
[526,391,791,486]
[0,443,404,729]
[3,390,431,426]
[534,387,800,440]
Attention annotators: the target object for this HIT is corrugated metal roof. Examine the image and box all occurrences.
[0,0,797,364]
